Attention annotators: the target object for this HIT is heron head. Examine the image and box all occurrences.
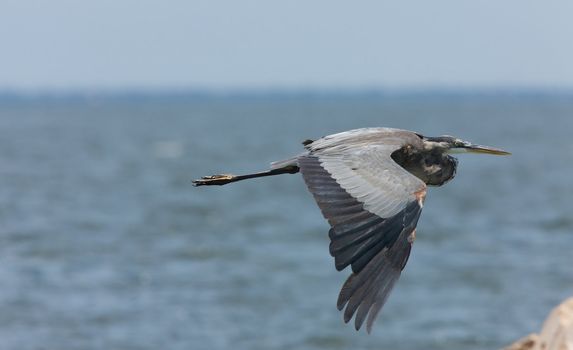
[422,135,511,155]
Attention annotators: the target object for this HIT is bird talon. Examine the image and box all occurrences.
[193,174,236,186]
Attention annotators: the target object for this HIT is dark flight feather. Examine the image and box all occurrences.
[299,156,423,332]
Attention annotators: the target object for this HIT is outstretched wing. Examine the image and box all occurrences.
[299,129,427,333]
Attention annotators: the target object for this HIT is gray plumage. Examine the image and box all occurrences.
[193,127,509,333]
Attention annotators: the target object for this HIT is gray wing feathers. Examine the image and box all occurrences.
[310,128,425,218]
[307,128,417,153]
[298,128,427,332]
[270,154,304,170]
[299,156,423,332]
[337,205,420,332]
[320,147,423,219]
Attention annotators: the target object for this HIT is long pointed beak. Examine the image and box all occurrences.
[463,144,511,155]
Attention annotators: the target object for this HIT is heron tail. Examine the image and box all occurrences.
[192,165,299,187]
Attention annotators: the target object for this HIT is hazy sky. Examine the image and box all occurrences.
[1,0,572,90]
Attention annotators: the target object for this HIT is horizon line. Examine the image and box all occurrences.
[1,86,573,99]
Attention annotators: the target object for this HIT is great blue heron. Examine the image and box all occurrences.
[193,127,510,333]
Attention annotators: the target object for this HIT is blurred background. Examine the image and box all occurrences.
[1,1,573,349]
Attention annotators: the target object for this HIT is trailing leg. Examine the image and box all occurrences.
[192,166,299,186]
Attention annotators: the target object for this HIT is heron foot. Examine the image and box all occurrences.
[192,174,236,186]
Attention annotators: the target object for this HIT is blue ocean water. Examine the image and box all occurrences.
[0,92,572,350]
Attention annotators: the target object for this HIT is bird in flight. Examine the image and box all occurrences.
[193,127,510,333]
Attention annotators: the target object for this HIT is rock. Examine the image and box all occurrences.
[504,297,573,350]
[504,334,539,350]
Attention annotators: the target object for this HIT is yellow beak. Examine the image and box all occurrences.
[464,144,511,155]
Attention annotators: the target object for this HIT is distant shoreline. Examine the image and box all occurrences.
[1,87,573,102]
